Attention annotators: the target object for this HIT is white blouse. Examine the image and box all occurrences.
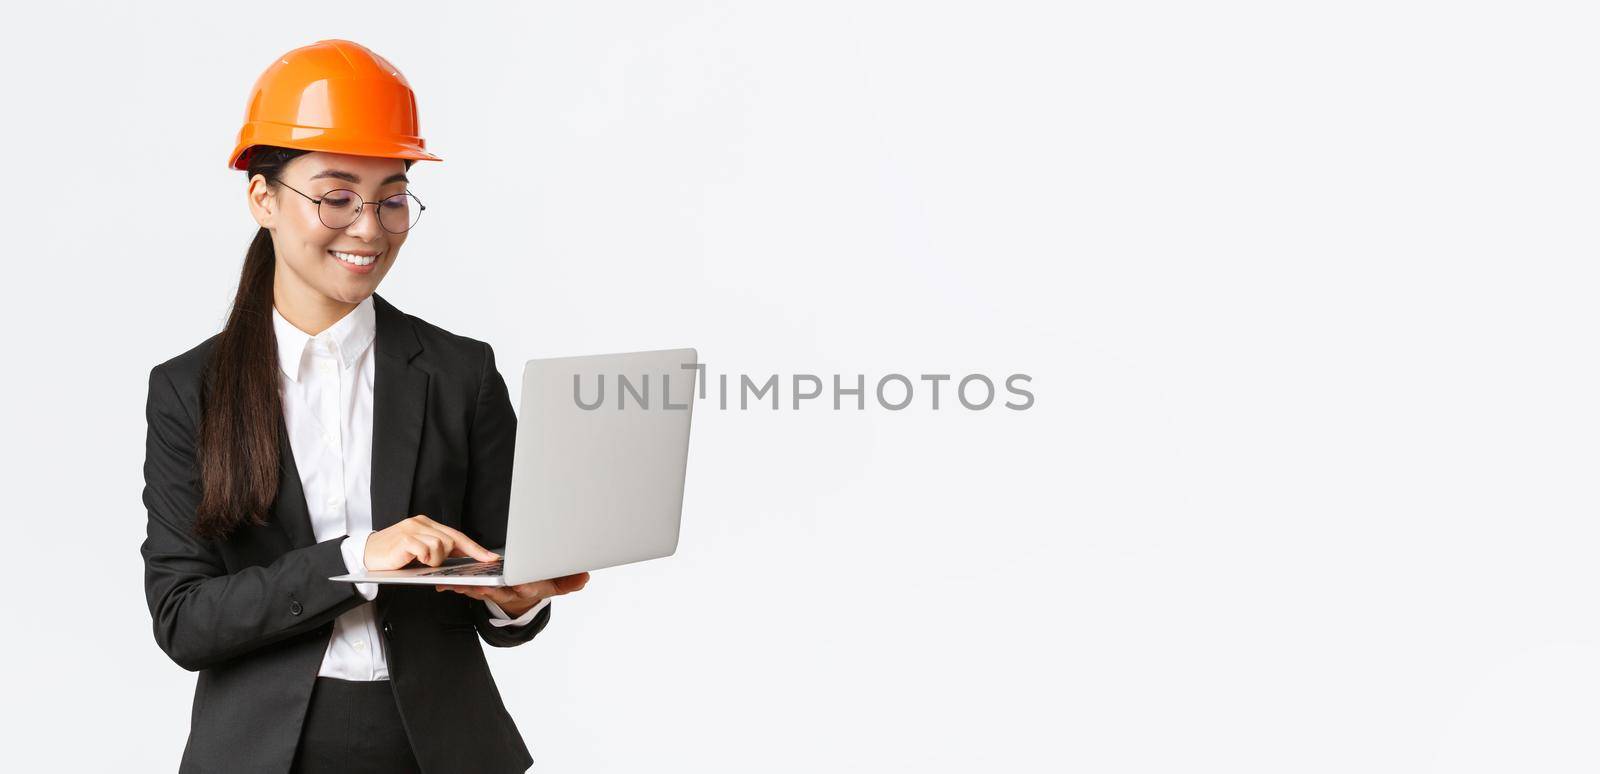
[272,295,548,681]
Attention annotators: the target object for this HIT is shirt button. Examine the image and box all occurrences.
[326,497,342,509]
[323,433,336,446]
[353,640,366,651]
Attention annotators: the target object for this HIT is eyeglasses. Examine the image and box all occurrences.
[270,178,427,233]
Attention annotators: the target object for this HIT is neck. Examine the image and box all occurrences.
[272,268,361,336]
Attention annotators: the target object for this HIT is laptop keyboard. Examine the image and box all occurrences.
[417,560,504,577]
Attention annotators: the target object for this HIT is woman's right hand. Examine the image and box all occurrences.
[364,514,501,571]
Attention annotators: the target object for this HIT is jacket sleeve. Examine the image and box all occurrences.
[462,342,554,647]
[140,364,369,672]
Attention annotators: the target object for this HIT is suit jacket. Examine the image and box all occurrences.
[141,292,549,774]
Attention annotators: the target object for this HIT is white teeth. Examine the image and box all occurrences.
[331,251,377,266]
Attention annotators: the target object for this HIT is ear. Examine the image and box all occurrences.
[246,173,276,229]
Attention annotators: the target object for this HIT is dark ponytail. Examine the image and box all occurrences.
[193,146,310,540]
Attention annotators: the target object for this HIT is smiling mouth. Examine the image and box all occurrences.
[329,250,382,267]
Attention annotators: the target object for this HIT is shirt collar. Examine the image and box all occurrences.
[271,295,377,382]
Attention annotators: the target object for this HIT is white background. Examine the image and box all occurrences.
[1,1,1596,772]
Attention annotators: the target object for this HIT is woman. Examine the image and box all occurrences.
[140,39,588,774]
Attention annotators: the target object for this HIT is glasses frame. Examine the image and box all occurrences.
[269,177,427,234]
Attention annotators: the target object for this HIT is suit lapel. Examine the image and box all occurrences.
[273,292,427,549]
[369,292,428,533]
[275,410,317,549]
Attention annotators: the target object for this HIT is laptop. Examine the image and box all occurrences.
[330,347,698,586]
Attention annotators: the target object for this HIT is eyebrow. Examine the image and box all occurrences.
[308,169,410,186]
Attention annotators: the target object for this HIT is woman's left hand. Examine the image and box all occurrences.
[435,572,591,617]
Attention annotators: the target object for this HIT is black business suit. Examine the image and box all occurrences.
[142,292,549,774]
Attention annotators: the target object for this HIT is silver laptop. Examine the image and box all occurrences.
[331,347,697,586]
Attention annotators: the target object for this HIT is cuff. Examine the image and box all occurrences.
[340,530,379,601]
[484,596,551,627]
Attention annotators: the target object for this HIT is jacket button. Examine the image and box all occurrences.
[383,621,394,634]
[289,600,303,616]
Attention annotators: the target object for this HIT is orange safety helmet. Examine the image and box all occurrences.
[228,39,441,170]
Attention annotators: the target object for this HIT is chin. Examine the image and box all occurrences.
[323,282,378,305]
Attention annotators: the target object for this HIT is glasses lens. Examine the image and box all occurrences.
[378,193,423,233]
[316,189,362,229]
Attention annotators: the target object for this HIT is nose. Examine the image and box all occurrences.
[343,202,383,241]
